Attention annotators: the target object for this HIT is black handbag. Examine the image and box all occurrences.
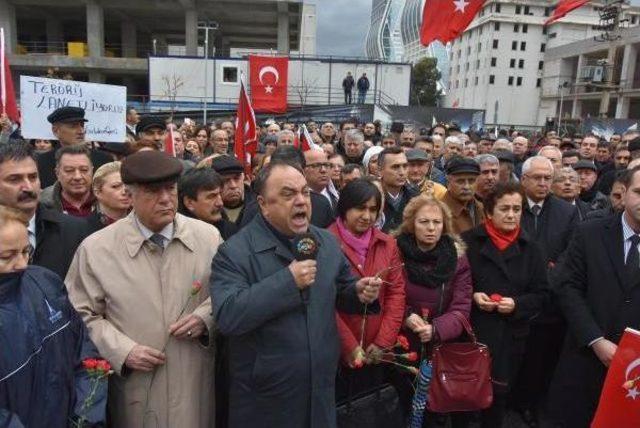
[337,383,403,428]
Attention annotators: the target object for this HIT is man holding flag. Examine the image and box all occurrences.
[548,166,640,427]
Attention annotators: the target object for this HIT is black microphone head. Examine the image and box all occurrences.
[292,232,319,261]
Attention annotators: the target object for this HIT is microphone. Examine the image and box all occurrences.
[292,233,319,305]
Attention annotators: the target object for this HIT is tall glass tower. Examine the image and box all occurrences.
[365,0,406,62]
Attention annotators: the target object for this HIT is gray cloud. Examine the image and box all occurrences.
[314,0,372,57]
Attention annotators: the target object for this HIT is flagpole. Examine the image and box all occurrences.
[0,27,6,115]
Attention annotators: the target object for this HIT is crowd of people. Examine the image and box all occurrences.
[1,105,640,428]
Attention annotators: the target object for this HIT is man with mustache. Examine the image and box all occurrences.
[211,155,259,229]
[210,161,381,428]
[40,145,95,217]
[37,107,112,188]
[65,150,222,427]
[0,142,89,279]
[442,157,484,234]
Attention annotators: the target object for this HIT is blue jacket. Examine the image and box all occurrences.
[0,266,106,428]
[210,215,371,428]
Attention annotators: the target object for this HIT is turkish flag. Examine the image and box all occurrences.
[294,124,321,152]
[0,28,19,123]
[591,328,640,428]
[234,77,258,176]
[164,126,176,157]
[249,55,288,113]
[545,0,589,25]
[420,0,486,46]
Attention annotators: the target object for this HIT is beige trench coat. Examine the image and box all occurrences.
[65,213,221,428]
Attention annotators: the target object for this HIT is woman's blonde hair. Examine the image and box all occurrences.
[92,161,122,193]
[397,194,455,237]
[0,205,29,227]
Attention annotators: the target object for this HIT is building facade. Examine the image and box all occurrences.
[443,0,640,127]
[540,24,640,126]
[1,0,314,97]
[365,0,406,62]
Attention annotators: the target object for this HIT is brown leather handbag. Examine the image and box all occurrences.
[427,311,493,413]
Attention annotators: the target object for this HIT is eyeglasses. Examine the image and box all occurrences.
[306,162,332,170]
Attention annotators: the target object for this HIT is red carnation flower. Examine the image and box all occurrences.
[191,280,203,296]
[96,360,111,374]
[405,352,418,362]
[82,358,98,371]
[397,335,410,351]
[490,293,503,303]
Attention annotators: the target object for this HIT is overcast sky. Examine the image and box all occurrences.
[314,0,372,57]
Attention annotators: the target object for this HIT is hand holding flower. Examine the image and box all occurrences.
[169,313,207,339]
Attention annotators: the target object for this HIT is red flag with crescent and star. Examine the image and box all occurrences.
[544,0,589,26]
[420,0,486,46]
[591,328,640,428]
[249,55,288,113]
[234,75,258,176]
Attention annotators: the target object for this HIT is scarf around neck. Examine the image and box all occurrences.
[484,218,520,251]
[396,233,458,288]
[336,217,372,265]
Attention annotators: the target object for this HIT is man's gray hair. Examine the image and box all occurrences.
[344,129,365,144]
[555,166,578,180]
[493,138,513,152]
[276,129,295,142]
[537,145,562,158]
[444,135,461,147]
[522,155,554,175]
[475,154,499,166]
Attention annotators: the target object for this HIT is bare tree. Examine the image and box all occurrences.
[161,73,185,119]
[292,76,320,107]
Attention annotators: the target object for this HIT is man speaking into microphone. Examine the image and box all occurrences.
[210,162,381,428]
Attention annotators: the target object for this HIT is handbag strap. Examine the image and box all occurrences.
[450,310,478,344]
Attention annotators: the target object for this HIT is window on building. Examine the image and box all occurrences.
[475,76,479,85]
[456,80,459,88]
[491,57,497,67]
[496,3,501,12]
[478,42,482,52]
[449,67,453,76]
[632,15,637,25]
[495,22,501,31]
[476,59,480,69]
[222,67,238,83]
[456,64,460,73]
[467,46,471,55]
[510,58,516,68]
[549,32,557,39]
[519,59,524,68]
[515,5,521,14]
[541,43,546,52]
[524,5,530,14]
[512,40,518,50]
[465,62,469,71]
[514,23,520,32]
[490,75,495,84]
[520,41,526,51]
[542,26,548,35]
[480,25,483,34]
[493,39,499,48]
[508,76,514,85]
[536,78,541,87]
[544,7,550,16]
[523,24,528,33]
[538,60,544,70]
[465,78,468,87]
[517,76,523,86]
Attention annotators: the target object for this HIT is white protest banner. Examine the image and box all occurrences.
[20,76,127,143]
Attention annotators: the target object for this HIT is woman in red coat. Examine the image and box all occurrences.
[396,195,472,427]
[329,178,406,400]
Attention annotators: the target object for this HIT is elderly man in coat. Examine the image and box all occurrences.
[65,150,222,428]
[210,162,382,428]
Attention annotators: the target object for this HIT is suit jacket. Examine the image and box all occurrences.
[310,191,336,228]
[382,185,419,233]
[32,205,90,280]
[210,215,367,428]
[549,214,640,426]
[521,195,578,265]
[442,192,485,235]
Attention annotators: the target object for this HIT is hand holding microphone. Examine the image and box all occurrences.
[289,233,319,291]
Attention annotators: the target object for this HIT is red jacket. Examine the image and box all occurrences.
[328,223,406,364]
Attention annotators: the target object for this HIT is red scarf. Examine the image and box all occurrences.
[484,219,520,251]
